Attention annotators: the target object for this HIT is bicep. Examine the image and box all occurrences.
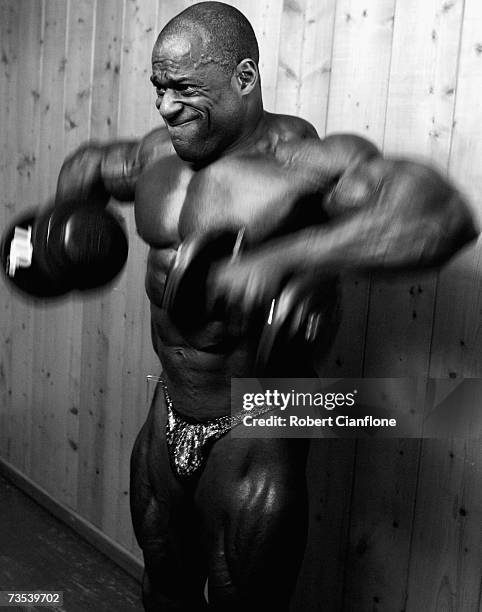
[102,126,173,202]
[56,126,172,206]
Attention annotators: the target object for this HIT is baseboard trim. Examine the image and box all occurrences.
[0,458,143,583]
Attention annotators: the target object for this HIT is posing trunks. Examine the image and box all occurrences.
[160,378,274,478]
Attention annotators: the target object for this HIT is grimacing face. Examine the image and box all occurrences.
[151,33,245,163]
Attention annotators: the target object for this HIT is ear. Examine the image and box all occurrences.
[235,59,259,95]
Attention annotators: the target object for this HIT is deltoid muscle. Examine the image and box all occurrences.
[101,128,173,201]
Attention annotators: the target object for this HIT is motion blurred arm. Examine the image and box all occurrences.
[54,126,171,208]
[260,134,478,276]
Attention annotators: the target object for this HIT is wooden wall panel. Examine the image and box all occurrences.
[116,0,161,553]
[300,5,396,611]
[274,0,335,134]
[61,0,97,511]
[227,0,284,112]
[29,0,70,498]
[9,0,43,478]
[77,0,128,537]
[404,0,482,608]
[0,0,481,609]
[343,2,467,611]
[325,0,396,379]
[0,0,20,466]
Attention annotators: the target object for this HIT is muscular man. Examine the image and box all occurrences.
[6,2,476,610]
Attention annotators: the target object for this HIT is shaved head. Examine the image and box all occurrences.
[151,2,263,163]
[156,2,259,75]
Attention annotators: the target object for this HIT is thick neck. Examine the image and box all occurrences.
[224,92,266,156]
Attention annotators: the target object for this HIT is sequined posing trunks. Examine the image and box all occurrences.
[161,379,274,478]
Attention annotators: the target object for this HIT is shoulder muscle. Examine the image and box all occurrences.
[101,126,173,202]
[275,132,381,196]
[270,112,319,142]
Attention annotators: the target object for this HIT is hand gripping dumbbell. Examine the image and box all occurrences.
[1,203,128,298]
[255,273,340,373]
[162,227,340,373]
[162,227,245,330]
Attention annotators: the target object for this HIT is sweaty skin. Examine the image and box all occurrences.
[137,115,332,420]
[54,18,476,612]
[128,32,326,611]
[141,34,336,420]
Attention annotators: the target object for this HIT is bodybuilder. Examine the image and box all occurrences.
[3,2,477,611]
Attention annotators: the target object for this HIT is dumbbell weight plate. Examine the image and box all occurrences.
[255,275,341,375]
[43,205,128,290]
[162,229,243,330]
[1,209,72,298]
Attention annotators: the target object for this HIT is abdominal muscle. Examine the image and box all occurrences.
[146,247,257,422]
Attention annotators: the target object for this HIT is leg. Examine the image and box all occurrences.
[194,433,310,611]
[130,386,208,612]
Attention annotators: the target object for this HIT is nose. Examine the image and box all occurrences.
[157,89,182,122]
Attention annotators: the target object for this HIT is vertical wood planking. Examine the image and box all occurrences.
[327,0,395,141]
[116,0,160,552]
[222,0,284,113]
[0,0,20,464]
[363,0,463,378]
[405,0,482,608]
[275,0,336,136]
[10,0,44,474]
[302,3,396,611]
[324,0,396,379]
[275,0,333,128]
[429,0,482,379]
[382,0,462,163]
[249,1,284,113]
[59,0,97,509]
[77,0,127,536]
[406,440,482,611]
[30,0,96,505]
[30,0,69,496]
[0,1,481,601]
[345,1,465,610]
[282,3,342,608]
[299,0,337,134]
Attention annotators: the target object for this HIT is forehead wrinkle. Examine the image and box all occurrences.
[153,34,198,61]
[152,59,182,74]
[152,49,192,67]
[152,30,229,72]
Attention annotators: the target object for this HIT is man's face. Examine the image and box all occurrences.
[151,32,243,163]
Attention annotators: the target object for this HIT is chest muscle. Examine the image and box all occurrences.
[135,153,323,250]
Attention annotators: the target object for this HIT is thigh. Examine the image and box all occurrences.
[130,384,207,611]
[194,434,310,612]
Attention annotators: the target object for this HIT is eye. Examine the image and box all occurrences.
[178,85,199,97]
[150,76,165,94]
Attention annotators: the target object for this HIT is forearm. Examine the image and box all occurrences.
[257,216,458,280]
[252,161,478,279]
[210,137,478,320]
[55,140,140,209]
[54,126,172,209]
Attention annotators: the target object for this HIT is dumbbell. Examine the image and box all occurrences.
[162,227,245,330]
[162,227,340,372]
[1,203,128,298]
[255,273,340,373]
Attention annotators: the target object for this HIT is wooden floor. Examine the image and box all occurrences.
[0,473,142,611]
